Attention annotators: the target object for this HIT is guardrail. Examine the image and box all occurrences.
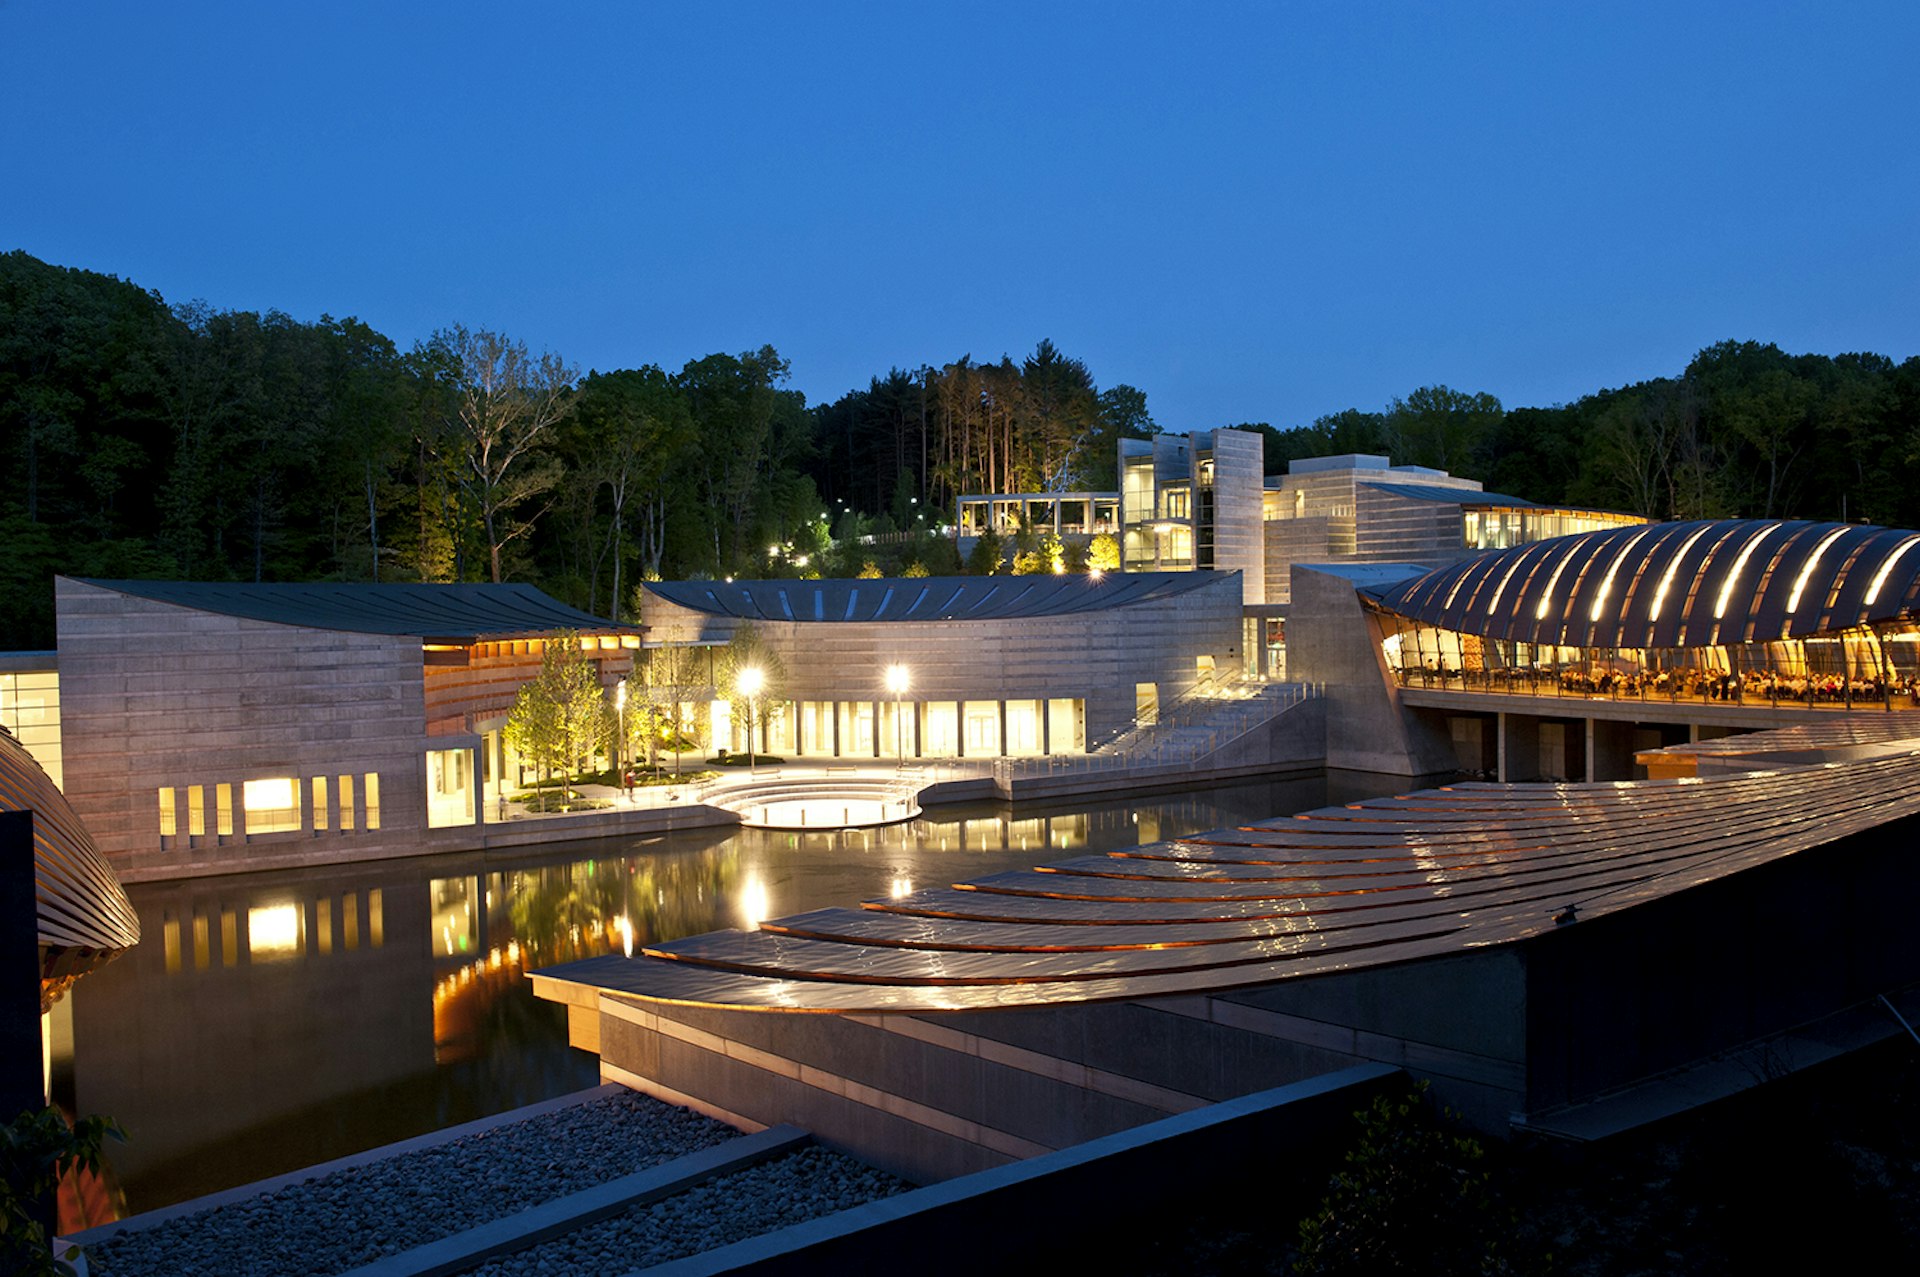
[992,681,1323,787]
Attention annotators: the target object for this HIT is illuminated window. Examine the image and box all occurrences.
[312,776,329,831]
[426,749,475,827]
[242,777,301,835]
[187,785,206,837]
[364,772,381,830]
[922,702,959,756]
[338,774,356,830]
[1047,699,1084,753]
[158,788,177,838]
[1004,700,1043,756]
[963,701,1001,755]
[215,783,233,837]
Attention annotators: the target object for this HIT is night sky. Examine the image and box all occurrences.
[5,2,1915,427]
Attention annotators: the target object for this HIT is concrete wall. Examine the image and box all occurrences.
[1287,565,1457,777]
[637,574,1244,749]
[56,578,438,878]
[1208,428,1267,605]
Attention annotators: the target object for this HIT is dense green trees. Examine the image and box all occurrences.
[6,248,1920,651]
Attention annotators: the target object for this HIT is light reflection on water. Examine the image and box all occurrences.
[54,774,1382,1216]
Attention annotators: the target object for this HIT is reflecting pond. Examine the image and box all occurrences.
[53,773,1388,1215]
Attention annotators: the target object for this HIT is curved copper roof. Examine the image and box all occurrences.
[644,572,1228,624]
[532,747,1920,1014]
[0,731,140,1010]
[1364,519,1920,648]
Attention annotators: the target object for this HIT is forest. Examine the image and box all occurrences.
[5,248,1919,650]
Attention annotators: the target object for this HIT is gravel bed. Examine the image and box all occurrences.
[465,1144,911,1275]
[87,1091,737,1277]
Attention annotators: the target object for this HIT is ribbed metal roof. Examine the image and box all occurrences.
[644,572,1228,623]
[72,579,638,643]
[0,730,139,1011]
[1364,520,1920,648]
[1359,481,1537,508]
[532,747,1920,1014]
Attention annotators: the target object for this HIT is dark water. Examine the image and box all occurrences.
[54,773,1395,1215]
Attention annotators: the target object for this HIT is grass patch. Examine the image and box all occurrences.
[710,752,787,767]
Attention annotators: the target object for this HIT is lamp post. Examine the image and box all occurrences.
[615,680,627,767]
[739,666,764,776]
[885,664,910,768]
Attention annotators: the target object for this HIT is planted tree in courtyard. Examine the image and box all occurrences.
[627,625,709,777]
[506,632,609,807]
[1088,533,1120,572]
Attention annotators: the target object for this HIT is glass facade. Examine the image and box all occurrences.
[0,668,61,788]
[426,748,476,828]
[1376,610,1920,709]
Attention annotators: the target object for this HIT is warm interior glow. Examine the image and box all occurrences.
[242,777,295,811]
[247,904,300,959]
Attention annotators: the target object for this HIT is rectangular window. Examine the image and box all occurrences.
[187,785,206,837]
[1047,699,1084,754]
[158,788,177,838]
[922,702,959,756]
[215,783,233,837]
[1004,700,1043,756]
[364,772,381,830]
[338,775,356,830]
[426,749,475,827]
[1136,683,1160,726]
[242,777,301,835]
[311,776,329,832]
[963,701,1001,755]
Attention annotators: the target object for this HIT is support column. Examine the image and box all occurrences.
[1496,712,1508,783]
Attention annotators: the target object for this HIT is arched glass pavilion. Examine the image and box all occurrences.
[1363,519,1920,709]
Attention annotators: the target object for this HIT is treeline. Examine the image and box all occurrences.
[0,252,1151,646]
[1251,347,1920,527]
[5,248,1919,650]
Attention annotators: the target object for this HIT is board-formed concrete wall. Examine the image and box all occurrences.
[1286,564,1457,777]
[638,573,1244,749]
[56,578,436,879]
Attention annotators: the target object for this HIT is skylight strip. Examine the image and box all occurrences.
[1647,524,1713,621]
[1863,536,1920,607]
[1711,523,1782,621]
[1784,526,1849,613]
[1587,527,1657,621]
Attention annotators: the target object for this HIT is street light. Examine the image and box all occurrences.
[884,664,910,767]
[738,666,764,776]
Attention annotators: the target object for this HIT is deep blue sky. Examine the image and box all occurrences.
[5,3,1915,428]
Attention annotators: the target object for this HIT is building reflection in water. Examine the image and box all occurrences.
[56,774,1350,1216]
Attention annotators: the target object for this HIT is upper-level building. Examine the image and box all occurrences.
[1259,453,1643,604]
